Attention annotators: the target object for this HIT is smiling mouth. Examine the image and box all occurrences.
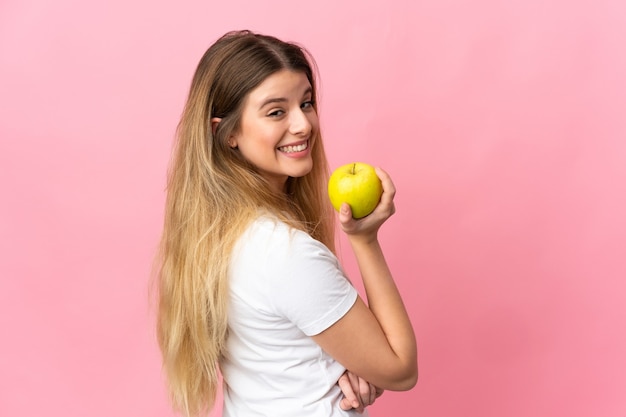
[278,141,308,153]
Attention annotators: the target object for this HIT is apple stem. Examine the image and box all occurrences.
[352,163,356,175]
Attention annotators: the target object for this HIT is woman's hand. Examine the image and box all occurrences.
[337,167,396,243]
[338,371,385,413]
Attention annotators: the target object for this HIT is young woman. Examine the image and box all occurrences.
[155,30,417,417]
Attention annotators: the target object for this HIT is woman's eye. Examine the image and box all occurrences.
[268,109,285,117]
[301,100,315,109]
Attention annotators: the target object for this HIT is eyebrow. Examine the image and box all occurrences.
[258,87,313,111]
[258,97,288,110]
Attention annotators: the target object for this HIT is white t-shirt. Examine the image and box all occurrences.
[220,215,367,417]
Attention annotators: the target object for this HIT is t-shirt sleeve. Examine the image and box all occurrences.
[265,226,358,337]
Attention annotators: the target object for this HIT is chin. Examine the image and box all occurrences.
[293,164,314,178]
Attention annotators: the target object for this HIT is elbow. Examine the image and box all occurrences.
[395,366,418,391]
[397,353,418,391]
[403,367,419,390]
[385,362,418,391]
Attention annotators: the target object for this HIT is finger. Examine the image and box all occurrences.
[358,376,372,406]
[337,372,360,409]
[338,203,354,225]
[374,166,396,204]
[374,166,392,186]
[339,397,352,411]
[367,168,395,220]
[340,397,363,413]
[368,383,377,405]
[347,372,364,407]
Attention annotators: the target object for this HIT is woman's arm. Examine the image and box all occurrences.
[312,167,418,391]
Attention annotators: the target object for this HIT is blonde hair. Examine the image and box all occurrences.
[154,30,336,416]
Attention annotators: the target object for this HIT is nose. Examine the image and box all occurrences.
[289,108,313,137]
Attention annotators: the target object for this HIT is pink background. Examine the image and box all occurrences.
[1,0,625,416]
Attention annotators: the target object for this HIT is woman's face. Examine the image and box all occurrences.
[229,70,318,192]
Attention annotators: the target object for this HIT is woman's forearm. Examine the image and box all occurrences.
[349,236,417,381]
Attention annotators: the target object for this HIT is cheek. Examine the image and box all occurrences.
[242,131,279,157]
[308,114,320,132]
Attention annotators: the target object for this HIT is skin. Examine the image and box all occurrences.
[338,371,384,413]
[313,171,417,392]
[226,69,317,193]
[216,69,417,411]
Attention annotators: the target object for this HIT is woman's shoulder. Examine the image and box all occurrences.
[248,213,309,239]
[239,213,327,257]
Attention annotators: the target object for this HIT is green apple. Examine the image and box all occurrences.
[328,162,383,219]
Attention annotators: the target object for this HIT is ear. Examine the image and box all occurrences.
[226,133,238,149]
[211,117,238,148]
[210,117,222,135]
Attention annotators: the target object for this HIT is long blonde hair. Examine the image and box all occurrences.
[155,30,336,416]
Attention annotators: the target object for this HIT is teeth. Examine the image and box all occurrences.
[279,142,308,153]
